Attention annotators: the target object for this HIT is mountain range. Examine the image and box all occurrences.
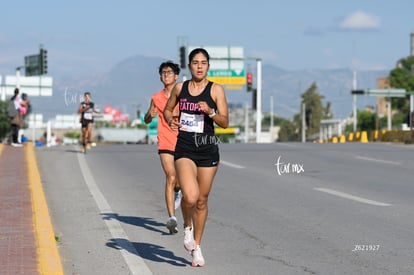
[28,55,388,122]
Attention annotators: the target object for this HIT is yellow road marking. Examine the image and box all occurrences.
[25,144,64,275]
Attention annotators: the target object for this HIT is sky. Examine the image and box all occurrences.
[1,0,413,77]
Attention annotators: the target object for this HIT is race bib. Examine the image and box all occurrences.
[84,112,93,120]
[180,113,204,133]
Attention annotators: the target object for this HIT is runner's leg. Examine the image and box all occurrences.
[175,158,198,228]
[192,166,217,246]
[159,153,177,217]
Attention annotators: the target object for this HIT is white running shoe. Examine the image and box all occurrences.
[183,226,196,252]
[11,143,23,147]
[166,216,178,234]
[174,190,182,210]
[191,245,205,267]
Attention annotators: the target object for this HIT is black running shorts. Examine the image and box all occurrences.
[174,143,219,167]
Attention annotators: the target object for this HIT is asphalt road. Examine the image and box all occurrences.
[36,142,414,275]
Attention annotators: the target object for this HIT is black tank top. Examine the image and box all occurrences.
[177,80,217,138]
[81,101,95,121]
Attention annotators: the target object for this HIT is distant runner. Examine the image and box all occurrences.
[78,92,100,153]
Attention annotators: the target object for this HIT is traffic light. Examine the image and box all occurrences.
[351,90,364,95]
[179,46,186,69]
[39,48,47,74]
[305,109,311,128]
[247,72,253,91]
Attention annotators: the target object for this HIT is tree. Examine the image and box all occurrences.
[262,115,287,128]
[344,110,376,134]
[278,120,298,142]
[0,100,11,141]
[357,110,376,132]
[277,82,329,141]
[388,55,414,121]
[299,82,328,139]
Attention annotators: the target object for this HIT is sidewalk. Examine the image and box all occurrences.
[0,143,63,275]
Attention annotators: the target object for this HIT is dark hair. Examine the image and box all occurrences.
[188,48,210,64]
[21,93,28,100]
[159,61,180,75]
[11,88,19,100]
[84,92,91,96]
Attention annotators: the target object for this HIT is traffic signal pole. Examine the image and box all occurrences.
[352,88,407,131]
[302,102,306,142]
[16,67,22,89]
[255,58,262,143]
[352,70,357,132]
[410,94,413,129]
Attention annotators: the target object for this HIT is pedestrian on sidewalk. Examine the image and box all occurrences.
[145,61,182,234]
[163,48,229,267]
[8,88,28,147]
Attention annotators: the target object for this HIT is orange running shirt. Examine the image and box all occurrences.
[152,90,179,151]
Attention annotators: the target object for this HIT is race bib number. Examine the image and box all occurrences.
[180,113,204,133]
[84,113,93,120]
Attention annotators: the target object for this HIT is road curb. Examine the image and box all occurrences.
[25,144,64,274]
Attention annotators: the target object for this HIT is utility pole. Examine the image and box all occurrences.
[410,94,414,142]
[270,95,274,129]
[352,69,357,132]
[302,102,306,142]
[16,67,22,89]
[411,94,414,143]
[387,98,392,130]
[255,58,262,143]
[244,102,249,143]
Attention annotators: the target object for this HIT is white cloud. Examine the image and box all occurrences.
[340,11,381,30]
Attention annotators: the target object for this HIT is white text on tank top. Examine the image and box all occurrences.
[83,102,94,120]
[179,99,205,133]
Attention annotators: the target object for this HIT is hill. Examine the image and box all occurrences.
[28,55,388,121]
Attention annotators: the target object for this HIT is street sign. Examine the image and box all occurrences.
[351,89,406,97]
[208,69,245,77]
[207,69,246,88]
[366,89,406,97]
[207,76,246,85]
[141,112,158,137]
[24,54,41,76]
[5,75,53,96]
[24,48,47,76]
[189,46,245,90]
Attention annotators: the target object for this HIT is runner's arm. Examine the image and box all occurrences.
[163,83,182,128]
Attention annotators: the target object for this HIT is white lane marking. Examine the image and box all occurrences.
[276,143,298,147]
[220,160,245,169]
[77,152,152,275]
[314,187,392,207]
[355,155,401,166]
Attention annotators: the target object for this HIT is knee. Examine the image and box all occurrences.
[166,174,176,185]
[183,192,199,207]
[196,198,208,211]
